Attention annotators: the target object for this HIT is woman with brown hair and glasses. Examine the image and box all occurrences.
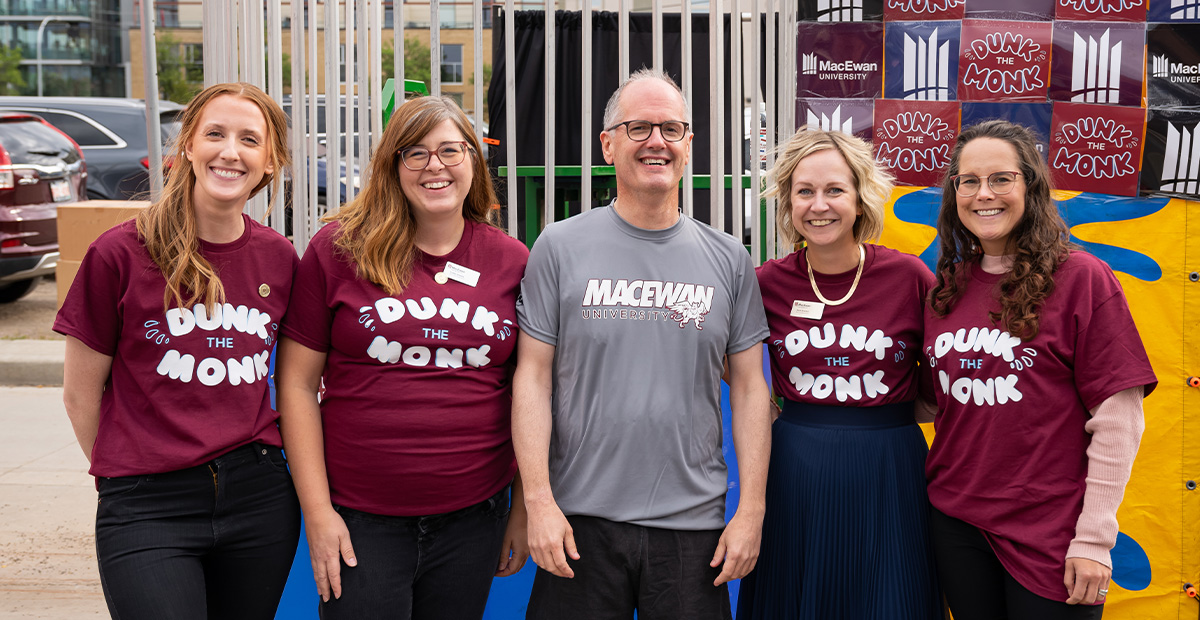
[55,82,299,619]
[923,120,1156,619]
[276,96,529,619]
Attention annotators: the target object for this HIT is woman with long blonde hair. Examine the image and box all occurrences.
[277,95,529,618]
[55,82,300,619]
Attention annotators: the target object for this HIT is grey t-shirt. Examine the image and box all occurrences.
[517,204,769,530]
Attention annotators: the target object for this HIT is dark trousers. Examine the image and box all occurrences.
[95,442,301,620]
[526,515,732,620]
[318,486,511,620]
[930,507,1104,620]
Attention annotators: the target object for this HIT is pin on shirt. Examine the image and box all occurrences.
[258,283,271,298]
[791,300,824,320]
[434,261,481,287]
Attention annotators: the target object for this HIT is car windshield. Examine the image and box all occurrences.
[0,118,80,166]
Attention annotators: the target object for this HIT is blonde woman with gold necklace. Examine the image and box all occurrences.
[736,129,943,620]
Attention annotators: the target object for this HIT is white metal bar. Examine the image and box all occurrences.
[397,0,405,88]
[140,0,162,201]
[544,0,555,227]
[308,0,321,245]
[371,0,383,148]
[765,0,777,260]
[345,0,357,203]
[619,0,629,79]
[581,0,593,212]
[709,0,724,230]
[202,2,222,85]
[357,0,371,192]
[505,1,518,238]
[653,0,663,70]
[290,0,309,254]
[681,0,693,217]
[473,0,483,135]
[731,0,743,241]
[267,0,285,234]
[749,0,761,264]
[326,0,341,215]
[431,0,441,94]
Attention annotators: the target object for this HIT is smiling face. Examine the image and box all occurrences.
[955,137,1026,256]
[185,94,274,215]
[600,79,692,200]
[789,148,861,255]
[398,118,474,225]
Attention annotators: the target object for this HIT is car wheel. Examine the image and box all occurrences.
[0,277,41,303]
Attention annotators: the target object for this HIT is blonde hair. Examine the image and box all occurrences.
[324,96,497,295]
[767,128,893,247]
[136,82,290,312]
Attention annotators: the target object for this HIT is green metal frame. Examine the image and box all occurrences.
[381,78,430,127]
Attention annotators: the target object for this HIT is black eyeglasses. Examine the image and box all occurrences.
[398,141,472,171]
[952,171,1022,197]
[605,120,690,142]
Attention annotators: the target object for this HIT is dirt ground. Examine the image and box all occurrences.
[0,278,62,341]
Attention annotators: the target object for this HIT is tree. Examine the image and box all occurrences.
[0,45,25,95]
[155,34,201,104]
[382,36,432,90]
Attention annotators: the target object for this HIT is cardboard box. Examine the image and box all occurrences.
[57,200,150,261]
[56,258,81,309]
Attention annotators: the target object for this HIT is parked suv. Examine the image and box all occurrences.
[0,97,183,201]
[0,112,86,302]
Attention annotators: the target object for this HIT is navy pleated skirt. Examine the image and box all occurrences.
[737,400,943,620]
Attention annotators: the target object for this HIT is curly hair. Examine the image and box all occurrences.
[324,96,497,295]
[766,127,893,247]
[136,82,291,312]
[929,120,1074,340]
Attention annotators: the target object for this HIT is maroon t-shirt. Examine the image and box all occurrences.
[923,251,1156,601]
[282,220,528,516]
[757,244,935,406]
[53,216,298,478]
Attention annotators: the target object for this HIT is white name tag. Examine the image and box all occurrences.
[442,261,480,287]
[790,300,824,320]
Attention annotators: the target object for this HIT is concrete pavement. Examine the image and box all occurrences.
[0,386,107,618]
[0,340,65,387]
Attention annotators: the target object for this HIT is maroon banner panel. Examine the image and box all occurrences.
[1049,102,1146,196]
[797,23,886,98]
[873,99,961,186]
[958,20,1053,101]
[1054,0,1146,22]
[796,98,877,141]
[1146,23,1200,108]
[884,0,966,21]
[1048,21,1146,107]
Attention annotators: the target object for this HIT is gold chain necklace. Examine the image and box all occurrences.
[807,245,865,306]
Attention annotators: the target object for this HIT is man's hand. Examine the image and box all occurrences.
[1064,557,1111,605]
[709,508,763,585]
[525,497,580,578]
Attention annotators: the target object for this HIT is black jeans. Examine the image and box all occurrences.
[95,442,301,620]
[526,515,732,620]
[319,486,511,620]
[930,507,1105,620]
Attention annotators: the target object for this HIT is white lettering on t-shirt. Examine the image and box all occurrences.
[932,327,1021,362]
[788,367,891,402]
[155,348,272,387]
[165,303,273,342]
[940,369,1024,405]
[367,335,493,369]
[783,323,895,360]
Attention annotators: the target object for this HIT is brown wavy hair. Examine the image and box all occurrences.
[929,120,1074,340]
[323,96,497,295]
[136,82,290,311]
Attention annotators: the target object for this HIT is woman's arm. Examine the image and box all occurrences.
[1063,386,1145,605]
[62,336,114,463]
[495,470,530,577]
[275,337,356,602]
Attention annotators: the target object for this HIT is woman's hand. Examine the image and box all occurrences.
[305,506,357,602]
[495,500,530,577]
[1064,557,1111,605]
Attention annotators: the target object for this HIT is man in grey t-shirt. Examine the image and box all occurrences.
[513,68,772,619]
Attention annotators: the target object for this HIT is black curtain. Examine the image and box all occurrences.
[489,9,784,232]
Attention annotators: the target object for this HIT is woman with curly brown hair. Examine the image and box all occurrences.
[275,96,529,619]
[923,120,1157,619]
[55,82,300,619]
